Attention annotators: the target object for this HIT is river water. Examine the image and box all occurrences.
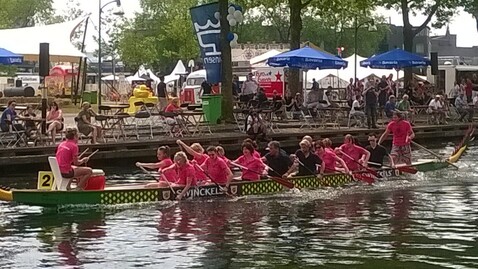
[1,143,477,269]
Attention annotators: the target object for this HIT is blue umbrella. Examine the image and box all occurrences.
[266,46,348,70]
[360,48,430,69]
[0,48,23,65]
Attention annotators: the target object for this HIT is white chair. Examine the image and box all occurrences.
[48,156,70,191]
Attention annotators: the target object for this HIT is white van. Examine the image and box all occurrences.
[181,69,206,104]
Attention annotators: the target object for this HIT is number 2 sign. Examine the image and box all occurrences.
[37,171,55,190]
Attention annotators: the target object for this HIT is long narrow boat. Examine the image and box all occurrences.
[0,127,474,207]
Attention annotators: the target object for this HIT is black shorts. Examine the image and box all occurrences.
[61,170,75,178]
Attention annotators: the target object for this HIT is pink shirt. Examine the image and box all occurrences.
[202,157,229,184]
[340,144,367,171]
[253,150,261,159]
[318,149,337,173]
[47,109,62,121]
[194,154,208,180]
[174,163,197,186]
[158,158,176,182]
[235,155,265,181]
[387,120,412,146]
[56,140,78,173]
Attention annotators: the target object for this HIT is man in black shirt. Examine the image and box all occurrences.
[284,139,322,177]
[200,80,212,96]
[366,133,393,168]
[262,141,292,177]
[157,76,167,110]
[364,79,378,129]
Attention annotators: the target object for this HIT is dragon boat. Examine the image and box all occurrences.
[0,126,474,207]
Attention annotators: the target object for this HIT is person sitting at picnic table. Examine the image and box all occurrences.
[46,101,64,144]
[163,97,182,135]
[272,90,286,119]
[0,100,24,133]
[427,95,446,124]
[255,87,268,108]
[304,86,321,109]
[245,109,267,141]
[285,92,302,119]
[396,94,414,123]
[384,95,397,119]
[349,95,366,127]
[23,105,38,138]
[455,91,474,122]
[76,102,103,144]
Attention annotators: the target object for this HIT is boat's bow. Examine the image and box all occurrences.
[0,188,12,202]
[447,125,475,163]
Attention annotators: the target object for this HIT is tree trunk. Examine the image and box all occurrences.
[402,24,414,84]
[288,0,303,96]
[219,0,233,122]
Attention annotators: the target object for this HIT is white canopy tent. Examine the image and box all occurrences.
[250,49,283,67]
[164,60,187,83]
[0,17,87,62]
[305,54,404,86]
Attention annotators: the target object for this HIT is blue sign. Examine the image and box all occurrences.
[190,2,222,84]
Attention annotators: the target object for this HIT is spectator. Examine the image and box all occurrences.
[199,80,212,96]
[384,95,397,118]
[255,87,268,108]
[455,92,474,122]
[396,94,415,124]
[46,101,64,144]
[232,75,240,98]
[23,105,38,138]
[350,95,366,127]
[272,90,286,119]
[240,73,259,103]
[304,86,320,109]
[363,80,378,129]
[76,102,103,144]
[346,78,355,107]
[245,110,267,141]
[377,75,390,108]
[427,95,446,124]
[465,78,473,103]
[157,76,168,110]
[0,100,23,132]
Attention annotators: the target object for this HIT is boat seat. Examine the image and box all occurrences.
[48,157,105,190]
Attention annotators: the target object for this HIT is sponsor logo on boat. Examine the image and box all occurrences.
[377,169,400,177]
[176,186,221,198]
[163,190,171,200]
[230,185,237,195]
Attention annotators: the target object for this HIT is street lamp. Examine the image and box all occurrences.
[354,17,377,87]
[98,0,123,107]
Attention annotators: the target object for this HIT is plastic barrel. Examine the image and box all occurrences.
[200,94,222,125]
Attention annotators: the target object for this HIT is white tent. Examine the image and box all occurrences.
[0,17,87,62]
[164,60,187,83]
[101,75,119,81]
[306,54,404,85]
[250,49,283,67]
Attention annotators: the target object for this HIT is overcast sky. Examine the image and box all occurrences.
[53,0,478,51]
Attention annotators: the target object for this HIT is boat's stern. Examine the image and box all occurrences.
[0,188,12,201]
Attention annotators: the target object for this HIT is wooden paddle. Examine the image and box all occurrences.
[411,141,459,169]
[231,161,295,189]
[78,148,90,158]
[339,151,380,178]
[193,163,237,198]
[368,161,418,174]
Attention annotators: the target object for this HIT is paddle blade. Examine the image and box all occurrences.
[270,176,295,189]
[397,166,418,174]
[353,173,375,184]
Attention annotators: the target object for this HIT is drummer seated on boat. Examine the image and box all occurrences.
[366,133,394,169]
[284,139,322,177]
[336,134,370,171]
[136,146,176,182]
[262,141,292,177]
[315,140,349,175]
[146,152,196,200]
[198,146,233,188]
[232,142,266,181]
[56,127,92,190]
[378,111,415,165]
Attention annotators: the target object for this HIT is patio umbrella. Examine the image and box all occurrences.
[266,46,348,70]
[360,48,431,69]
[360,48,430,96]
[0,48,23,65]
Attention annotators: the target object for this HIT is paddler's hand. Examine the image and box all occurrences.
[191,160,197,165]
[81,157,89,164]
[176,139,183,145]
[135,162,141,167]
[406,136,411,144]
[282,173,289,178]
[220,186,228,193]
[316,174,323,180]
[176,194,184,201]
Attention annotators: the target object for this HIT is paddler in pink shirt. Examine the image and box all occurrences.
[149,152,196,200]
[233,142,265,181]
[336,134,370,171]
[243,138,261,158]
[55,128,92,190]
[199,146,233,188]
[315,140,349,175]
[176,140,208,183]
[378,111,415,165]
[136,145,177,182]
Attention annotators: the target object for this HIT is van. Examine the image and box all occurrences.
[181,69,206,104]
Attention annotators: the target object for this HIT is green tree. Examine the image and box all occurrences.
[0,0,54,29]
[47,0,85,50]
[461,0,478,31]
[377,0,461,81]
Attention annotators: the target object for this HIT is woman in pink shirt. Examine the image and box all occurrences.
[243,138,261,158]
[46,101,63,144]
[233,142,265,181]
[177,140,208,183]
[216,146,231,165]
[336,134,370,171]
[147,151,196,200]
[200,146,233,187]
[315,140,349,175]
[136,145,176,182]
